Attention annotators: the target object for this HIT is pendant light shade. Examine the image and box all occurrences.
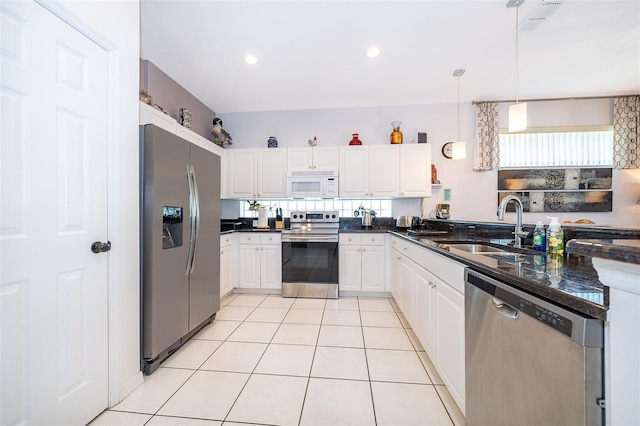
[507,0,527,132]
[508,102,528,132]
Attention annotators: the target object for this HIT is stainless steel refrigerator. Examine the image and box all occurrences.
[140,124,221,375]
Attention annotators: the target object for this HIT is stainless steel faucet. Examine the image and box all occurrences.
[497,195,529,248]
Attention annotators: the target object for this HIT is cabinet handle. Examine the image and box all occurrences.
[256,247,259,251]
[362,248,366,252]
[397,256,401,260]
[371,237,376,242]
[403,247,407,251]
[260,247,264,250]
[348,237,352,241]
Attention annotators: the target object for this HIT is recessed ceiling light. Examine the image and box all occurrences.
[366,47,380,58]
[244,55,258,65]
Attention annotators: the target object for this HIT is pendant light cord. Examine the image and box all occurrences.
[457,75,461,141]
[515,3,520,104]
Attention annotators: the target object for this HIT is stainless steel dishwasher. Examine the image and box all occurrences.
[465,269,604,426]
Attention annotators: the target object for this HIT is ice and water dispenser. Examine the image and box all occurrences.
[162,206,183,249]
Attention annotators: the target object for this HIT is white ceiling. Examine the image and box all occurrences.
[141,0,640,114]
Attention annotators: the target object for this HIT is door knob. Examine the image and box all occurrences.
[91,241,111,253]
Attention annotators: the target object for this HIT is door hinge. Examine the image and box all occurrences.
[597,398,606,409]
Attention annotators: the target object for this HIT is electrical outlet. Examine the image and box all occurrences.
[443,188,452,202]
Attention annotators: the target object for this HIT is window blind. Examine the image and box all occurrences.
[499,130,613,168]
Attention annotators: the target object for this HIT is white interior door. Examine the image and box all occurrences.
[1,1,109,424]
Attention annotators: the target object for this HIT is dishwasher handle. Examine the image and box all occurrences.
[491,296,519,320]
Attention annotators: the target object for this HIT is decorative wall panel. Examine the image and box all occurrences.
[498,168,613,213]
[498,168,612,191]
[498,191,612,213]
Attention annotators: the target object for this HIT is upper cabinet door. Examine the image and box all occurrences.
[257,148,287,198]
[227,149,257,198]
[313,146,339,171]
[287,147,314,171]
[339,146,368,197]
[369,145,399,197]
[399,144,432,198]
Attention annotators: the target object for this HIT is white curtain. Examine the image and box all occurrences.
[474,102,499,171]
[613,95,640,169]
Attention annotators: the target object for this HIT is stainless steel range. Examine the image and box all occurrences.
[281,211,339,298]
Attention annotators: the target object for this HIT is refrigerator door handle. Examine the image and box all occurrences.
[186,165,196,276]
[190,165,201,274]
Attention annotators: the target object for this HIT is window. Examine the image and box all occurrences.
[498,127,613,168]
[241,199,393,218]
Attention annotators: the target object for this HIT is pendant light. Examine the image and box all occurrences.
[508,0,527,132]
[452,69,466,160]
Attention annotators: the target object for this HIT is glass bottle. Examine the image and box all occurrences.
[349,133,362,145]
[390,121,403,144]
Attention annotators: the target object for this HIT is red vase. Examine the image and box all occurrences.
[349,133,362,145]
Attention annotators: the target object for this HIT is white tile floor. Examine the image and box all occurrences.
[92,294,465,426]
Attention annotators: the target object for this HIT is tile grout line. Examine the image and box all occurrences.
[358,296,379,426]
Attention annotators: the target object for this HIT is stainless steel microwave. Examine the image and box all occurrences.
[286,171,338,198]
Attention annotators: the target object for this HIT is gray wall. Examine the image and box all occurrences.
[140,59,217,143]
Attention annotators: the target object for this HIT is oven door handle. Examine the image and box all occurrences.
[282,235,339,243]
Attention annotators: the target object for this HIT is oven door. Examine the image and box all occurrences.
[281,240,339,285]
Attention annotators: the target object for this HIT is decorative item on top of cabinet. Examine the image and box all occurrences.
[308,136,318,146]
[431,164,440,184]
[267,136,278,148]
[178,108,192,129]
[390,121,403,144]
[211,117,232,147]
[349,133,363,145]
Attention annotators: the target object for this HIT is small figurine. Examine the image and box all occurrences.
[308,136,317,147]
[211,117,233,147]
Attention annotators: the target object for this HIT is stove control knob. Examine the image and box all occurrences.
[293,214,298,219]
[332,214,336,219]
[325,214,329,219]
[299,214,304,219]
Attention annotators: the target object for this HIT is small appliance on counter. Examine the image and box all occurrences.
[354,206,377,227]
[396,215,421,229]
[436,204,450,219]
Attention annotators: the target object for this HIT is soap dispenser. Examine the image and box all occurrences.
[532,221,546,252]
[546,217,564,255]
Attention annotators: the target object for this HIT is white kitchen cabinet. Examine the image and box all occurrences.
[220,234,235,297]
[227,148,287,198]
[339,146,399,197]
[389,235,465,413]
[339,233,386,292]
[237,233,282,289]
[399,144,432,197]
[434,275,465,411]
[287,146,339,171]
[415,266,436,356]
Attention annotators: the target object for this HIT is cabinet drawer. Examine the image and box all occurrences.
[260,233,281,245]
[238,233,260,244]
[361,234,385,246]
[339,234,362,245]
[414,246,465,294]
[220,234,234,248]
[390,237,414,260]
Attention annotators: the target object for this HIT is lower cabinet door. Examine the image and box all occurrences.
[238,244,260,288]
[390,250,402,302]
[220,247,234,296]
[414,266,435,356]
[261,245,282,289]
[339,245,362,291]
[361,245,385,292]
[399,257,415,327]
[435,278,465,412]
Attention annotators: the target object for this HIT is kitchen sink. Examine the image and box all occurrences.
[439,242,510,253]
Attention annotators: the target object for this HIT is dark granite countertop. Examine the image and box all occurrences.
[566,239,640,265]
[388,231,608,320]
